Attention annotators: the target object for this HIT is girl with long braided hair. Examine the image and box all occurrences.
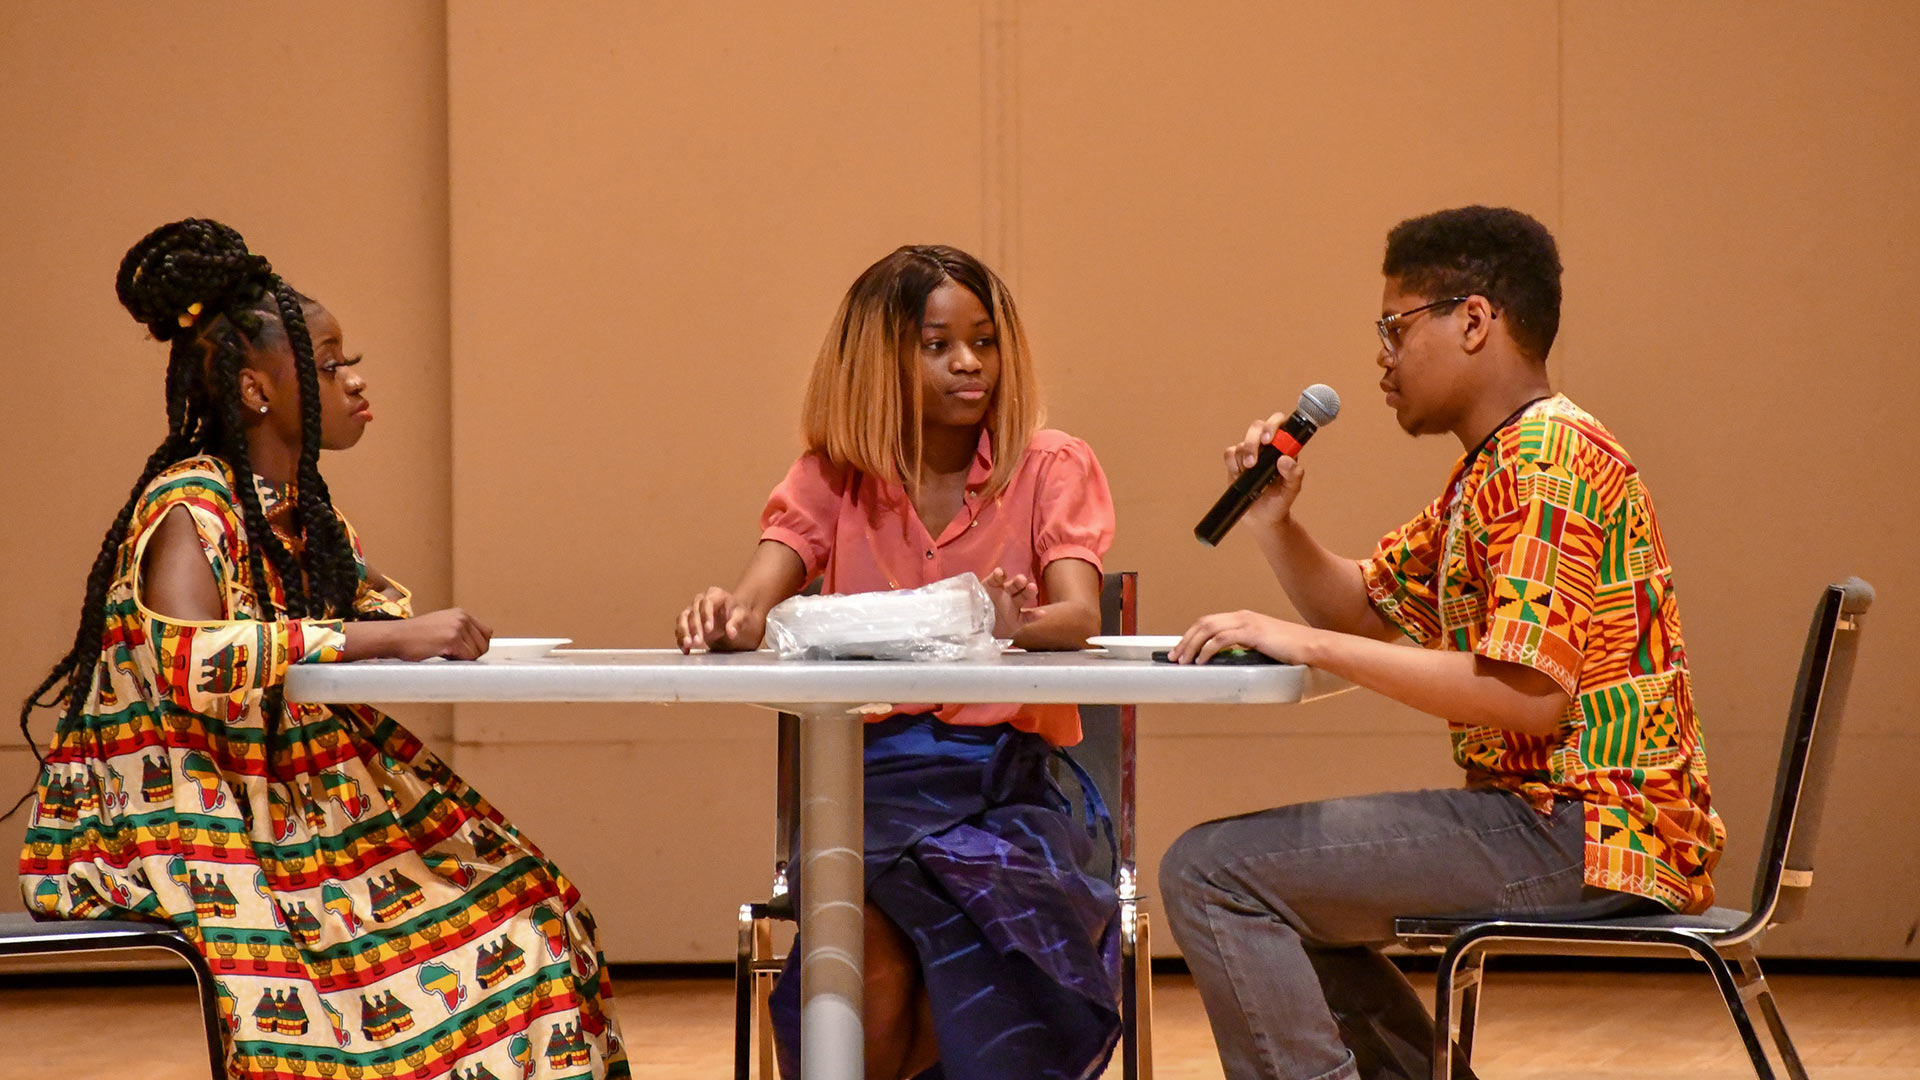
[18,220,628,1079]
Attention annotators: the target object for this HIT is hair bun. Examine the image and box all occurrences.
[116,219,274,341]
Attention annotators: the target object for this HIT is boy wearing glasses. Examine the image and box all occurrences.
[1160,206,1723,1080]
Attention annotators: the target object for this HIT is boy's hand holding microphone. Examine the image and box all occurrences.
[1175,384,1341,665]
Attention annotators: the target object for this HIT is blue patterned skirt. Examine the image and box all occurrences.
[769,713,1122,1080]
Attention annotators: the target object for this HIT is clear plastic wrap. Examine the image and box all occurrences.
[764,573,1006,661]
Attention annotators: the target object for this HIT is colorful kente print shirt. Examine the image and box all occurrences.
[22,456,627,1079]
[1360,395,1724,912]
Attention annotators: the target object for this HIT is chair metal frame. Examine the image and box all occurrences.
[0,912,226,1079]
[735,570,1153,1079]
[1393,578,1874,1080]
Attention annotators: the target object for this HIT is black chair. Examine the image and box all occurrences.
[1393,577,1874,1080]
[735,570,1154,1078]
[0,911,226,1079]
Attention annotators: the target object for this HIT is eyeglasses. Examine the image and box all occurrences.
[1375,295,1470,358]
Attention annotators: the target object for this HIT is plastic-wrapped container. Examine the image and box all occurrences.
[764,573,1005,661]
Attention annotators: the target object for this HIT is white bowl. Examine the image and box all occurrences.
[1087,635,1184,661]
[477,637,572,662]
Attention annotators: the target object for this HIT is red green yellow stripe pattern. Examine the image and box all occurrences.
[20,457,628,1077]
[1361,396,1724,912]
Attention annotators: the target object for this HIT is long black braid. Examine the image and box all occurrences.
[8,219,360,816]
[278,280,357,614]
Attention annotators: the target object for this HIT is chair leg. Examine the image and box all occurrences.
[736,905,757,1080]
[188,959,227,1080]
[1121,900,1154,1080]
[1430,938,1471,1080]
[1687,940,1780,1080]
[1431,937,1503,1080]
[1731,950,1809,1080]
[137,934,227,1080]
[1454,950,1485,1067]
[755,918,779,1080]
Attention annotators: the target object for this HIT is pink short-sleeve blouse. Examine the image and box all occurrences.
[759,428,1115,746]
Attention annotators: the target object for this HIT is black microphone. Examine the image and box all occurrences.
[1195,384,1341,546]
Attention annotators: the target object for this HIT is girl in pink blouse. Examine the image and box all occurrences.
[675,245,1120,1080]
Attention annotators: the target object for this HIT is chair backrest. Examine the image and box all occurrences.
[1744,577,1873,930]
[769,579,823,894]
[1054,572,1138,889]
[767,572,1139,897]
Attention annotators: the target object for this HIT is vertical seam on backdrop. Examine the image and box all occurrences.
[980,0,1021,285]
[1556,0,1566,227]
[1556,0,1570,391]
[436,0,461,755]
[444,0,464,612]
[980,4,992,261]
[1005,6,1020,287]
[444,0,465,750]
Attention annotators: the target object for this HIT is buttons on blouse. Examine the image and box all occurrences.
[924,550,935,560]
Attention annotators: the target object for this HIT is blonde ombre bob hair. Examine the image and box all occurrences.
[802,245,1043,498]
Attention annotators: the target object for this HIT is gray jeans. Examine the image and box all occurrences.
[1159,787,1661,1080]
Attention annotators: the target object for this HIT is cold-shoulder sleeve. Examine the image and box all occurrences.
[1031,435,1114,572]
[759,452,848,582]
[344,517,413,619]
[128,473,345,722]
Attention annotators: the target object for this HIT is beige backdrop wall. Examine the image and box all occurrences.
[0,2,456,912]
[3,2,1914,961]
[443,0,1918,961]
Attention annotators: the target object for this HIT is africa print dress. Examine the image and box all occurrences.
[19,456,629,1079]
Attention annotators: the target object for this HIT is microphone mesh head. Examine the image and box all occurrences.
[1297,383,1341,426]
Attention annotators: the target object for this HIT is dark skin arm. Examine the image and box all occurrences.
[987,557,1102,650]
[140,505,227,621]
[675,540,810,652]
[1168,608,1572,735]
[139,505,493,661]
[360,563,405,602]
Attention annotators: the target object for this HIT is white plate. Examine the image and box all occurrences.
[477,637,572,662]
[1087,635,1183,661]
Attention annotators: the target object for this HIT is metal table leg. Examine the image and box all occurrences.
[797,705,865,1078]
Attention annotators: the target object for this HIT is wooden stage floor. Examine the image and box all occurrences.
[1,968,1914,1078]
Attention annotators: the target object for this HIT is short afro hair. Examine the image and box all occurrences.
[1383,206,1562,361]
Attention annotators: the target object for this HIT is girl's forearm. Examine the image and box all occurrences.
[1010,598,1101,651]
[734,541,811,615]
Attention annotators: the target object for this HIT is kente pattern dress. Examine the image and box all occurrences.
[20,456,629,1080]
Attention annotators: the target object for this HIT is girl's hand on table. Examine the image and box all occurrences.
[982,568,1041,639]
[676,586,766,653]
[345,608,492,662]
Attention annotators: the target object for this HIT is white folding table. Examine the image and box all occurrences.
[285,649,1348,1079]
